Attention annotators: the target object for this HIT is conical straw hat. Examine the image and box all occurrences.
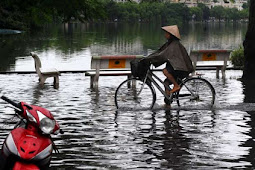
[161,25,181,40]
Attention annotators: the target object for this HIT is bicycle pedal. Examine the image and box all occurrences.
[164,97,173,105]
[164,98,170,105]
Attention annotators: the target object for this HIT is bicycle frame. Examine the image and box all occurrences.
[145,70,171,98]
[143,69,196,103]
[115,67,215,109]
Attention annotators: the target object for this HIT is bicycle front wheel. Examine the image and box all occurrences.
[177,77,215,108]
[115,78,156,110]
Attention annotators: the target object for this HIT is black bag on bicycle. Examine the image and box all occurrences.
[130,58,150,80]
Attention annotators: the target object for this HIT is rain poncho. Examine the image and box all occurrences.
[146,39,194,73]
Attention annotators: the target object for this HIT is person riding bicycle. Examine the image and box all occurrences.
[144,25,194,105]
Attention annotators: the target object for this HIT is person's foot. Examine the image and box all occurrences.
[170,85,180,93]
[164,104,171,109]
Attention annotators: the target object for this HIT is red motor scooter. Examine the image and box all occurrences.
[0,96,63,170]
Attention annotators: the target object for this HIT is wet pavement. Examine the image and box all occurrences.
[1,70,255,169]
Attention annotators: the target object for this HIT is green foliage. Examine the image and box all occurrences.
[242,0,250,9]
[0,0,250,30]
[198,3,210,21]
[210,5,249,21]
[162,3,189,24]
[138,2,163,22]
[102,1,248,23]
[190,7,203,21]
[53,0,105,22]
[239,9,249,19]
[0,0,104,29]
[230,46,245,68]
[211,6,226,21]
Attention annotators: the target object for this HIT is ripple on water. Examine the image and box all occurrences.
[0,71,254,169]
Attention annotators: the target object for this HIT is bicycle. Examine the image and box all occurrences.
[114,62,215,110]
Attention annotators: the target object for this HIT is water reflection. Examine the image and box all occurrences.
[0,72,253,169]
[113,109,189,169]
[185,22,247,50]
[0,22,248,72]
[143,110,191,169]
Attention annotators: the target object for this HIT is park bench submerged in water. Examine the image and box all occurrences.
[86,49,232,88]
[85,55,143,88]
[31,52,60,87]
[190,49,232,78]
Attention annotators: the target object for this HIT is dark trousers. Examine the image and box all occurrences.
[165,62,189,85]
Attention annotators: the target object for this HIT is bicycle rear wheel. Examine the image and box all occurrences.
[115,78,156,110]
[177,77,215,108]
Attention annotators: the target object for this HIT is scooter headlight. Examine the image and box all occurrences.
[40,117,55,134]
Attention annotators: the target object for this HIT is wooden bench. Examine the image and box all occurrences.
[85,55,143,88]
[86,50,232,88]
[190,49,232,78]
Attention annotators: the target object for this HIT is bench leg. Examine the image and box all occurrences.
[133,79,137,89]
[39,76,46,85]
[90,75,98,89]
[216,67,220,79]
[54,76,59,85]
[90,76,94,88]
[221,67,226,79]
[53,76,59,89]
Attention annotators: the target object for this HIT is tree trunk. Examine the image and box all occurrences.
[242,0,255,80]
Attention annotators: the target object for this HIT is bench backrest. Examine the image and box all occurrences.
[91,55,144,70]
[31,52,42,76]
[190,49,232,67]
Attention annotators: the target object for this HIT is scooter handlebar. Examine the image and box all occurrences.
[1,96,21,110]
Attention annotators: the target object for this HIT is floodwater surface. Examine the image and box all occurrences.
[1,22,255,169]
[0,70,255,169]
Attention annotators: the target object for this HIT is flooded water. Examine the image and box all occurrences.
[0,70,255,169]
[1,22,255,169]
